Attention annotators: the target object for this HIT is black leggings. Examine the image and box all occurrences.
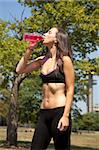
[31,106,71,150]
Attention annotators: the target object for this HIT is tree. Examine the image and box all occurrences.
[0,18,44,145]
[0,19,28,145]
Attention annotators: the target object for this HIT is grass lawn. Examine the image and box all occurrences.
[0,127,99,150]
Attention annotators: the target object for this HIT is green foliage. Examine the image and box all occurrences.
[75,58,99,75]
[72,112,99,131]
[0,82,10,125]
[18,0,98,58]
[0,20,28,72]
[18,74,42,125]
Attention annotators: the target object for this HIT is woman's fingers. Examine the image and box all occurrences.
[57,121,62,130]
[60,124,67,131]
[29,41,37,47]
[27,41,37,50]
[57,121,68,131]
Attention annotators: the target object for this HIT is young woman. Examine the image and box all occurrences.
[16,27,75,150]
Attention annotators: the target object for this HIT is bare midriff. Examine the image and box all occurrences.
[41,83,66,109]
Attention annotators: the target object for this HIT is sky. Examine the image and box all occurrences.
[0,0,31,21]
[0,0,99,113]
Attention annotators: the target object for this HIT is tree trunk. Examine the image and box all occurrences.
[6,73,27,146]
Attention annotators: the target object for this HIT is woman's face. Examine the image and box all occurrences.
[43,27,58,46]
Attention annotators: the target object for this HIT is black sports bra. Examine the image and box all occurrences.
[40,68,65,83]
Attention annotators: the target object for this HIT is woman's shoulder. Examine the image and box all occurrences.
[62,56,72,61]
[61,56,74,70]
[62,56,73,64]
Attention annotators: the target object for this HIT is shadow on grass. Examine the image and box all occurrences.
[71,145,99,150]
[0,140,99,150]
[48,143,99,150]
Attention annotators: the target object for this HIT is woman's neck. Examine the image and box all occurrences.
[48,44,57,60]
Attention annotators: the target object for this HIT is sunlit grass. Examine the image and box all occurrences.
[0,127,99,150]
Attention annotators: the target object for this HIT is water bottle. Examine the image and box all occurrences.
[23,32,44,44]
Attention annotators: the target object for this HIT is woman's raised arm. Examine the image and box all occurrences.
[16,47,46,74]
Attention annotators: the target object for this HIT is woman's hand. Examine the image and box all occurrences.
[57,116,69,131]
[28,41,38,50]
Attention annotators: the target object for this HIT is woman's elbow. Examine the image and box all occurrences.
[66,85,74,94]
[16,67,23,74]
[16,69,20,74]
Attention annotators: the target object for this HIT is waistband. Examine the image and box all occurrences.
[40,106,65,112]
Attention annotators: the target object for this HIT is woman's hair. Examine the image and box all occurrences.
[46,27,72,59]
[55,27,73,72]
[56,27,72,60]
[45,26,73,72]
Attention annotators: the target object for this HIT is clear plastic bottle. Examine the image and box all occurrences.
[23,32,44,44]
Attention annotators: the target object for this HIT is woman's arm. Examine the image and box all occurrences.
[62,56,75,117]
[16,48,46,74]
[57,56,75,131]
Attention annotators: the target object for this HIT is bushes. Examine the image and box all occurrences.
[72,112,99,131]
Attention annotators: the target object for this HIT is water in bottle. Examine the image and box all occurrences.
[23,32,44,44]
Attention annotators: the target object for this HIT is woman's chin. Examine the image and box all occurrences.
[43,41,48,46]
